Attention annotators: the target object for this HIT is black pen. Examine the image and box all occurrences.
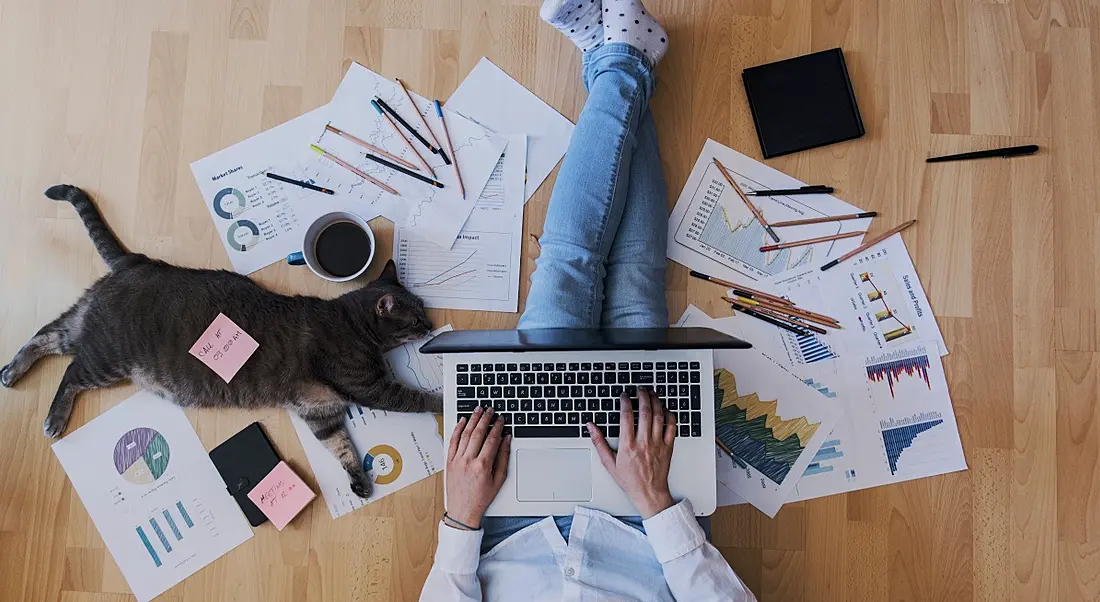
[374,97,438,156]
[361,151,445,189]
[265,172,334,195]
[926,144,1039,163]
[747,185,834,196]
[731,304,812,336]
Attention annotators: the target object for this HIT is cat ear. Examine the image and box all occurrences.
[376,293,396,316]
[377,259,399,284]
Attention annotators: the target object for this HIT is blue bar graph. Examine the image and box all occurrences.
[882,420,943,474]
[803,439,844,477]
[802,378,838,398]
[150,518,172,552]
[176,501,194,528]
[136,526,162,567]
[345,405,365,420]
[163,510,183,541]
[796,332,836,363]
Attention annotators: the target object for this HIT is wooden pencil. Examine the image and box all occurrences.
[371,99,436,178]
[688,270,794,306]
[712,158,780,243]
[325,124,421,171]
[759,230,866,252]
[730,298,827,335]
[820,219,918,271]
[394,79,446,158]
[724,296,839,329]
[309,144,400,197]
[771,212,878,227]
[434,100,465,199]
[729,301,813,336]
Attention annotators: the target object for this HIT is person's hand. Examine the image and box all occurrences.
[445,406,511,529]
[589,388,676,518]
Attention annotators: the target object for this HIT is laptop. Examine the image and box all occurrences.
[420,328,751,517]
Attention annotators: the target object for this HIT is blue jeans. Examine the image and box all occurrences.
[484,43,708,554]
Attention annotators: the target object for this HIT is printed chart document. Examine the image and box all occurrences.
[190,106,343,274]
[446,58,575,202]
[316,63,507,248]
[292,327,449,518]
[394,136,526,312]
[676,307,844,517]
[52,391,254,602]
[667,139,872,283]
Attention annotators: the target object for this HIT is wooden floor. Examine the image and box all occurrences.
[0,0,1091,600]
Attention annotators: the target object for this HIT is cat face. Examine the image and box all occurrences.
[368,260,433,346]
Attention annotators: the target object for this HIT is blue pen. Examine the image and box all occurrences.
[373,99,435,177]
[434,100,466,199]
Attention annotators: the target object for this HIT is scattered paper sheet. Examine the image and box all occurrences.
[676,307,844,517]
[667,139,872,283]
[292,327,450,518]
[394,136,527,312]
[446,58,575,202]
[190,106,345,274]
[316,63,508,248]
[52,392,254,602]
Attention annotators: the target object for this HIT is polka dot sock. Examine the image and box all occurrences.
[540,0,605,52]
[601,0,668,64]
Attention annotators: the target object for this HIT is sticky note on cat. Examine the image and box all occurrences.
[189,313,259,383]
[246,461,315,530]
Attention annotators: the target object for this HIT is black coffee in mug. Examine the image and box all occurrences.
[314,221,372,278]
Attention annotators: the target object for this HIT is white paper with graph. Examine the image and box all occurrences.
[667,139,872,283]
[393,136,526,312]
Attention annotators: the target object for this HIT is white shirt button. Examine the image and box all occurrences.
[565,567,575,577]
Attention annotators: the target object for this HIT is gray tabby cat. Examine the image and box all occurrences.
[1,185,441,499]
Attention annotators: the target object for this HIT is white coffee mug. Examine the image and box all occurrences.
[286,211,376,282]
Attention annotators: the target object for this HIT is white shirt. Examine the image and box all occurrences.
[420,500,756,601]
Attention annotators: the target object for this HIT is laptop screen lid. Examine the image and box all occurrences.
[418,327,751,354]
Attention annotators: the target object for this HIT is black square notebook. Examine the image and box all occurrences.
[209,422,282,526]
[742,48,864,158]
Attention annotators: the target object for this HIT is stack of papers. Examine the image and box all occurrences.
[667,140,966,516]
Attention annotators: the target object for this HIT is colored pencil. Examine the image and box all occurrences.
[434,100,466,200]
[325,124,420,171]
[759,230,866,252]
[394,79,450,164]
[712,158,780,243]
[724,295,839,329]
[371,99,436,178]
[265,172,334,195]
[309,144,400,197]
[361,151,444,188]
[729,301,812,336]
[375,97,439,158]
[771,212,877,227]
[688,270,794,306]
[820,219,918,271]
[728,298,828,335]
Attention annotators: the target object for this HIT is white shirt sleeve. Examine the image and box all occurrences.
[419,522,484,602]
[642,500,757,602]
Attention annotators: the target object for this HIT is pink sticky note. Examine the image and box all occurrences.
[188,313,259,383]
[247,461,316,530]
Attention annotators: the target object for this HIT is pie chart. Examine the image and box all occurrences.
[363,444,403,486]
[226,220,260,252]
[114,427,171,485]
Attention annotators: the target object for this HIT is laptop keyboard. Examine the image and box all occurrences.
[455,361,704,439]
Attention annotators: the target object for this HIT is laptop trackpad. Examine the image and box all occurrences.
[516,449,593,502]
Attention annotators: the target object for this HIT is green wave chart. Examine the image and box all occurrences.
[713,369,820,485]
[114,427,171,485]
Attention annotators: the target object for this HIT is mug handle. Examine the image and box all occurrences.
[286,251,306,266]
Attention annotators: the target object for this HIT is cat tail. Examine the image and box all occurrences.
[44,185,128,269]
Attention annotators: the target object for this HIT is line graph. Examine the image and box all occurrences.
[395,231,512,301]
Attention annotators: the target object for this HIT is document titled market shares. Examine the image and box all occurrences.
[52,392,254,602]
[667,139,872,283]
[393,136,526,312]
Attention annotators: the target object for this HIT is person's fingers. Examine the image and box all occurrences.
[637,388,652,443]
[588,423,618,475]
[465,407,495,456]
[448,416,466,460]
[619,394,635,443]
[493,435,512,487]
[664,410,677,446]
[478,416,505,460]
[650,390,666,441]
[456,407,483,456]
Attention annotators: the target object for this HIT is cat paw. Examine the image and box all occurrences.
[349,470,372,499]
[0,363,15,388]
[43,414,68,439]
[425,392,444,414]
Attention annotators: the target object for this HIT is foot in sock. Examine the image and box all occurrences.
[602,0,668,64]
[541,0,605,52]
